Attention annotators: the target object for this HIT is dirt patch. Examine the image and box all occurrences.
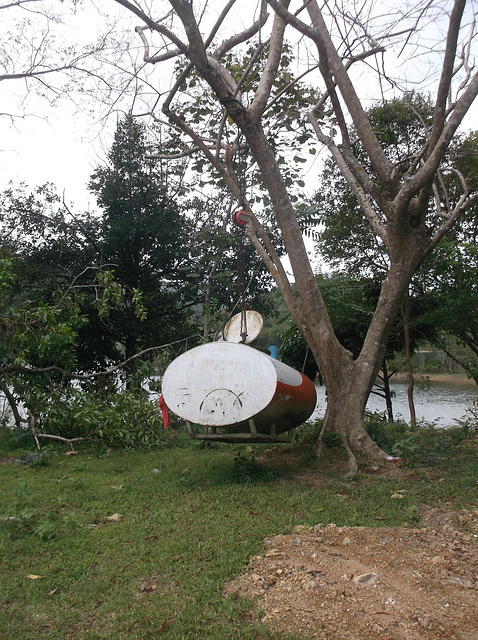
[224,507,478,639]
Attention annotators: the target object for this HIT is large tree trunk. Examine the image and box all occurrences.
[307,257,420,472]
[317,361,389,476]
[232,123,418,474]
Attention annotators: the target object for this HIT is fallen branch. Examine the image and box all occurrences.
[34,433,90,451]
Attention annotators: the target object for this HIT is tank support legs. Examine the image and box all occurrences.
[185,418,293,443]
[248,418,257,435]
[186,421,196,438]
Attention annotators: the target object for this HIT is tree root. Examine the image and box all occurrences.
[343,438,359,479]
[315,427,389,479]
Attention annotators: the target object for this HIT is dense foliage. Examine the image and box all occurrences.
[306,94,478,384]
[0,115,282,445]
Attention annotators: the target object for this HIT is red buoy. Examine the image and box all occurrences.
[233,209,250,226]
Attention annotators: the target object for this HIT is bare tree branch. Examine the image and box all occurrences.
[114,0,188,54]
[213,0,269,59]
[427,191,478,254]
[429,0,467,152]
[0,0,40,11]
[250,0,289,117]
[0,335,202,379]
[395,71,478,210]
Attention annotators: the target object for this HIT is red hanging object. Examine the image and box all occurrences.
[158,394,171,429]
[233,209,250,226]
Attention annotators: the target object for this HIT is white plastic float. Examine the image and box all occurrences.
[161,340,317,443]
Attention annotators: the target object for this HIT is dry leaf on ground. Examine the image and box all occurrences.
[105,513,123,522]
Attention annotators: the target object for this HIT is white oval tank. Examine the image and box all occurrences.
[161,342,317,436]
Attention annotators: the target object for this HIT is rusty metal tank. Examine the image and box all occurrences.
[161,341,317,442]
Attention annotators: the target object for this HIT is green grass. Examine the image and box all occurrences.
[0,427,477,640]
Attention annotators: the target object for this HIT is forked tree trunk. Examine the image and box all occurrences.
[239,122,420,475]
[303,257,420,474]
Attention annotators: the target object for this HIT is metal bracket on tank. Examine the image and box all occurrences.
[186,421,196,438]
[184,418,292,444]
[248,419,277,438]
[187,421,218,439]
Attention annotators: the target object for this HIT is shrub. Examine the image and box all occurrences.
[232,451,278,483]
[364,412,410,453]
[322,430,343,448]
[37,388,185,449]
[365,411,471,466]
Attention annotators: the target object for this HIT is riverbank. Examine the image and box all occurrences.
[310,374,478,426]
[391,372,477,388]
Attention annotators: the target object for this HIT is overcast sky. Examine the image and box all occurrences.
[0,109,99,209]
[0,1,135,210]
[0,0,271,210]
[1,1,477,215]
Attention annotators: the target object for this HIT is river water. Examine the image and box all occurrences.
[311,377,477,427]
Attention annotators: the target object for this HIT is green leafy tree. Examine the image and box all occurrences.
[0,177,185,442]
[311,95,478,385]
[88,114,196,380]
[0,182,133,375]
[0,253,87,432]
[0,248,175,447]
[420,239,478,383]
[89,115,278,376]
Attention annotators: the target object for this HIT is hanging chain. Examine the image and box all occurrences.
[236,223,248,343]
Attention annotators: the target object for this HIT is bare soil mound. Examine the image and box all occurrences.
[224,506,478,639]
